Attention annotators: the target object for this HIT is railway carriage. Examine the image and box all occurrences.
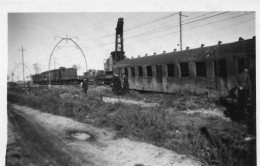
[113,37,255,95]
[32,67,83,85]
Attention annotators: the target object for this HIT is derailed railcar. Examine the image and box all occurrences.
[113,37,255,95]
[94,71,113,85]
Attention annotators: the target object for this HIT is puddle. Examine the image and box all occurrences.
[66,130,96,142]
[71,133,90,140]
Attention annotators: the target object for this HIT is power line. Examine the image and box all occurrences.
[123,12,231,41]
[74,13,180,45]
[25,12,254,72]
[182,12,230,26]
[182,12,254,32]
[32,12,227,64]
[52,12,242,64]
[45,12,251,62]
[68,12,215,48]
[124,14,254,53]
[125,13,179,32]
[179,12,188,51]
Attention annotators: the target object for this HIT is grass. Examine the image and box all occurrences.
[7,86,256,166]
[111,105,168,142]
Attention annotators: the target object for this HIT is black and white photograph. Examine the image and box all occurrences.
[1,1,258,166]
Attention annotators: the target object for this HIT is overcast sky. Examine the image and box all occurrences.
[8,12,255,81]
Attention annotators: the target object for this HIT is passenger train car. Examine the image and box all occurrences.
[112,37,255,94]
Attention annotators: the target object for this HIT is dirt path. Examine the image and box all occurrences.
[7,104,203,166]
[7,105,90,166]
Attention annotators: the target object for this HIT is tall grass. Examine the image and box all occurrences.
[112,105,168,142]
[7,87,256,166]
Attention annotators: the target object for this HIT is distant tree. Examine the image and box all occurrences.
[33,63,41,74]
[72,64,81,70]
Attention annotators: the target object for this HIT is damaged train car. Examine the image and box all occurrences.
[112,37,255,94]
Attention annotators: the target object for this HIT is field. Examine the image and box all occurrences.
[7,84,256,166]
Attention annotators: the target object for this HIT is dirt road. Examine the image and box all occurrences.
[7,104,203,166]
[7,105,90,166]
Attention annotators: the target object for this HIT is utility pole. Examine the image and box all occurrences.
[12,73,14,82]
[179,12,188,51]
[18,46,26,86]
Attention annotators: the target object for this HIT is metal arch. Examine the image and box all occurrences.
[48,38,65,84]
[12,63,32,81]
[48,37,88,84]
[12,63,32,76]
[69,38,88,72]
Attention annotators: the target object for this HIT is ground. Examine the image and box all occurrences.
[7,104,202,166]
[6,84,256,166]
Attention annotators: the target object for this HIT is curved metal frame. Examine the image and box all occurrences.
[12,63,32,81]
[48,38,64,84]
[48,38,87,84]
[69,38,88,73]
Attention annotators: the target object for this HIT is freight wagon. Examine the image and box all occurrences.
[112,37,255,95]
[32,67,83,85]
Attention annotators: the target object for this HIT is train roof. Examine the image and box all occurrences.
[39,67,77,75]
[114,38,255,67]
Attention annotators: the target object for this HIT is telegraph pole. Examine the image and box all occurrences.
[19,46,26,86]
[179,12,188,51]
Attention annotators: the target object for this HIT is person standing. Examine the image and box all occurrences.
[122,73,129,94]
[111,73,122,96]
[82,78,88,94]
[235,66,252,112]
[48,83,51,90]
[27,83,31,92]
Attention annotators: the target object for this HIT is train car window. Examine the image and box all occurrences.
[180,63,189,77]
[213,59,227,78]
[124,68,128,77]
[131,67,135,77]
[146,66,152,76]
[138,66,143,77]
[167,64,175,77]
[195,61,206,77]
[156,65,163,77]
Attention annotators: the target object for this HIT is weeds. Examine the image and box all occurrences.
[112,105,168,142]
[7,86,256,166]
